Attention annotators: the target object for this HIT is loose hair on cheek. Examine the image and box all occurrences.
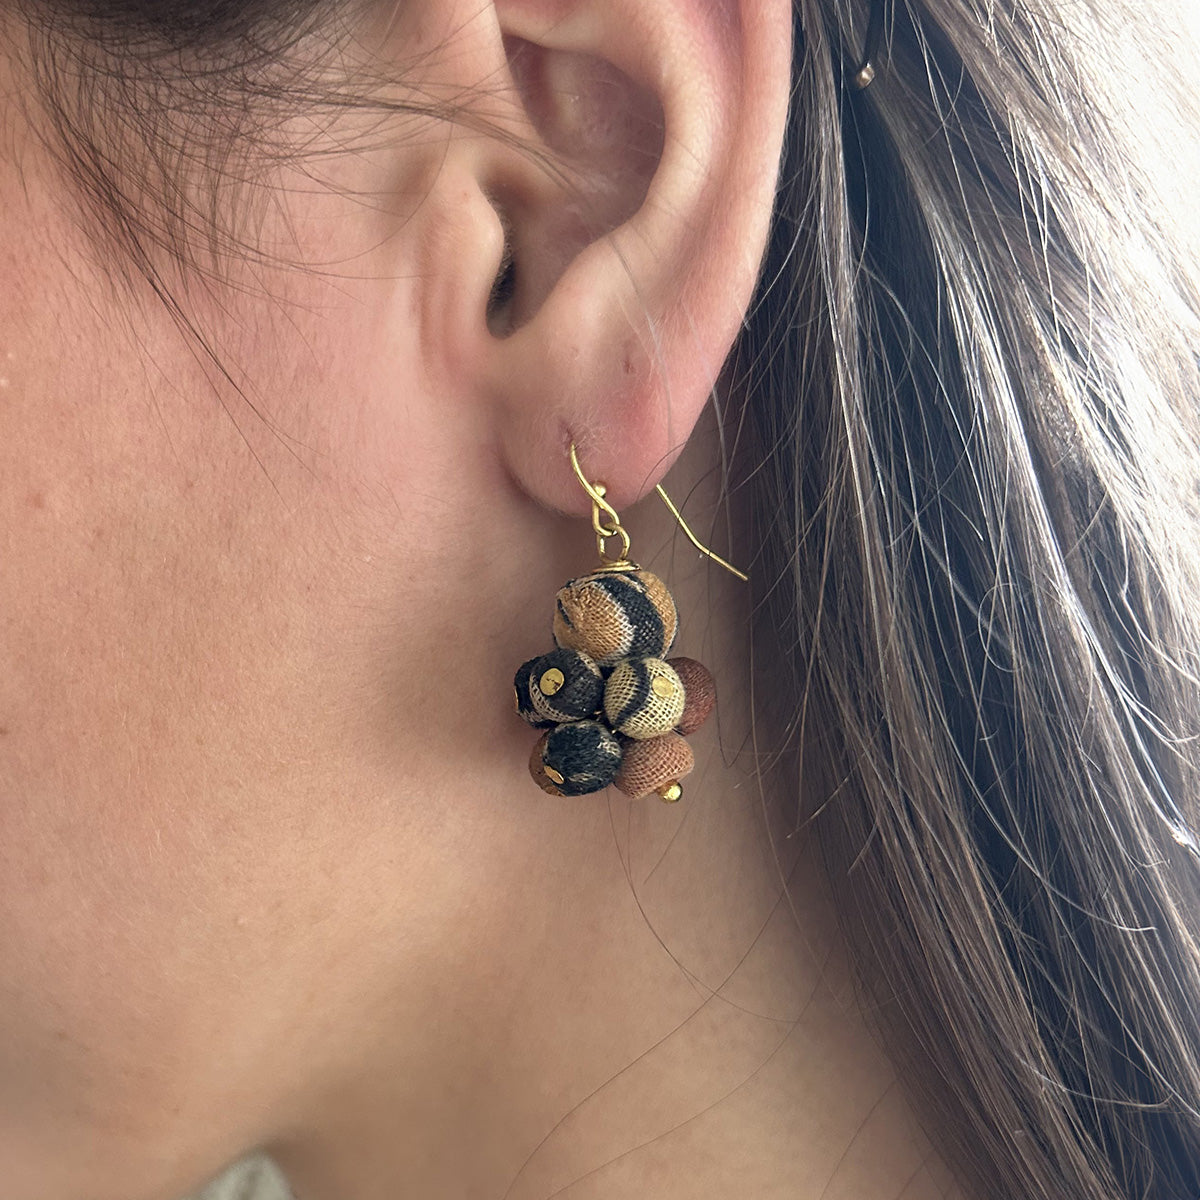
[10,1,1200,1198]
[9,0,540,299]
[12,0,347,285]
[733,1,1200,1198]
[7,0,547,452]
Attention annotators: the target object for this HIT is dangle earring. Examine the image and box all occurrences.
[512,443,747,803]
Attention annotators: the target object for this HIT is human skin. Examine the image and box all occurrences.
[0,1,968,1197]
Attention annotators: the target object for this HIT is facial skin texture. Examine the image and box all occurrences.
[0,2,968,1198]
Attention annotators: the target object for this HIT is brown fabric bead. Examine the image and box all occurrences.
[668,657,716,734]
[528,732,565,796]
[614,732,695,800]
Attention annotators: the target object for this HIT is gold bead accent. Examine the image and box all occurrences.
[545,765,565,785]
[657,781,682,803]
[651,675,675,699]
[539,667,565,695]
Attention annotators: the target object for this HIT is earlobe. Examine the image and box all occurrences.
[477,0,791,515]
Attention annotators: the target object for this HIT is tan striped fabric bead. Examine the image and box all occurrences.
[553,569,678,670]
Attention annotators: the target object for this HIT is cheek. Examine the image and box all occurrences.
[0,195,473,1192]
[0,467,266,1190]
[0,346,358,1193]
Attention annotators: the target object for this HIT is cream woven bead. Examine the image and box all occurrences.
[603,657,686,739]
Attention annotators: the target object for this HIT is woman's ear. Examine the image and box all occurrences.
[414,0,792,514]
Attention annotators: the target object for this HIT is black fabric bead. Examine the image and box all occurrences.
[528,648,604,723]
[513,657,555,728]
[542,720,623,796]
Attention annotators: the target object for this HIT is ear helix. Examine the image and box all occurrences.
[512,443,743,802]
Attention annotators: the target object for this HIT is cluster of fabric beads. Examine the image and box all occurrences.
[513,568,716,801]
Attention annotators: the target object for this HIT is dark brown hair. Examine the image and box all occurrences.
[9,1,1200,1196]
[735,3,1200,1196]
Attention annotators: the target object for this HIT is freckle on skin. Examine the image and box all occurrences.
[26,491,44,509]
[0,727,8,737]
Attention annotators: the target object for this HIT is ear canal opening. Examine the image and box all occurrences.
[485,196,518,336]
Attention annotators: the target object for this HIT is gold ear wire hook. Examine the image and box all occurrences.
[568,443,749,582]
[652,484,749,582]
[569,443,633,565]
